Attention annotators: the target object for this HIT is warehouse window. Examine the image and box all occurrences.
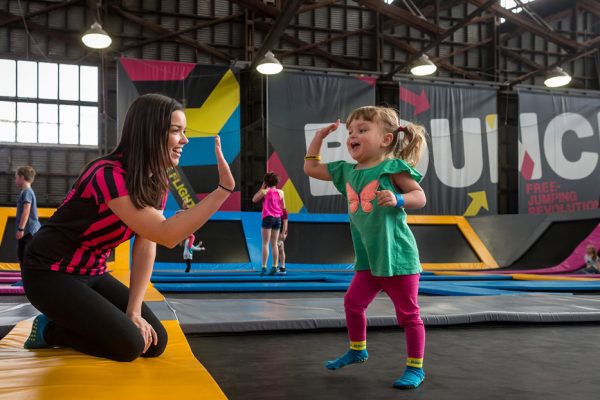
[0,59,99,146]
[500,0,536,23]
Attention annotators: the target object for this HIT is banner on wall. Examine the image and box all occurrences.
[266,71,376,213]
[117,58,241,211]
[398,80,498,215]
[517,89,600,214]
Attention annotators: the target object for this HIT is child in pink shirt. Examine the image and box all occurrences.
[252,172,286,276]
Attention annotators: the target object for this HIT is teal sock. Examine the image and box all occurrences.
[393,366,425,389]
[325,349,368,370]
[24,314,50,349]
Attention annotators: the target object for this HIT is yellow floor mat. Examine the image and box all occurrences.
[0,320,227,400]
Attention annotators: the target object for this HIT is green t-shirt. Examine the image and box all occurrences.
[327,159,423,277]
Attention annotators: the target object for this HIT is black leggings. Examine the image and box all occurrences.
[21,267,168,362]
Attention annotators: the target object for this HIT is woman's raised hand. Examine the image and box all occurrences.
[215,135,235,192]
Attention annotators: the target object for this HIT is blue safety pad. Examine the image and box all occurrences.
[153,262,252,272]
[449,280,600,291]
[153,282,351,292]
[420,275,513,281]
[152,275,331,283]
[288,213,349,223]
[241,212,263,270]
[419,282,529,296]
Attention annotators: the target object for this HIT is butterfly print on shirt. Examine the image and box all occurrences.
[346,180,379,214]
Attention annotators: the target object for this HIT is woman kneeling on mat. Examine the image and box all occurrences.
[21,93,235,362]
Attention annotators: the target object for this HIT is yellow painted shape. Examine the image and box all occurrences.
[112,239,131,272]
[485,114,497,129]
[421,263,491,271]
[0,263,20,271]
[433,271,487,276]
[0,320,227,400]
[282,179,304,213]
[185,69,240,137]
[406,215,498,270]
[1,207,130,273]
[463,191,489,217]
[511,273,598,282]
[110,269,165,302]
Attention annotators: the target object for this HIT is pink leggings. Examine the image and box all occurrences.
[344,270,425,359]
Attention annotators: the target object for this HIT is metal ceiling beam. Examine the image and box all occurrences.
[0,9,80,47]
[251,0,305,69]
[501,47,544,70]
[468,0,581,51]
[499,8,572,44]
[118,13,243,52]
[109,5,233,61]
[0,0,80,28]
[578,0,600,19]
[234,0,359,69]
[299,0,339,14]
[507,47,599,87]
[279,25,374,58]
[229,0,278,19]
[385,0,496,79]
[439,37,493,60]
[254,20,360,70]
[356,0,443,36]
[383,33,482,80]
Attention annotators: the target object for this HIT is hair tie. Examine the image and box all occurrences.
[397,126,405,133]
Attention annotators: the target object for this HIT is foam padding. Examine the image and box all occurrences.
[0,320,227,400]
[154,281,350,292]
[111,270,165,302]
[418,282,528,296]
[448,280,600,291]
[510,273,600,282]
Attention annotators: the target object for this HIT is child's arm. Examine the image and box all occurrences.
[281,208,289,239]
[303,120,340,180]
[252,183,267,203]
[16,202,31,239]
[375,172,426,209]
[282,218,289,239]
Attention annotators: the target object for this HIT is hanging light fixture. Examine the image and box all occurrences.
[256,51,283,75]
[544,67,571,88]
[410,54,437,76]
[82,21,112,49]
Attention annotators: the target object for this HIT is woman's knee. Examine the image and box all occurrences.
[111,334,146,362]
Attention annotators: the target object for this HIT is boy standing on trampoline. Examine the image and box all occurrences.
[304,106,427,389]
[15,166,41,269]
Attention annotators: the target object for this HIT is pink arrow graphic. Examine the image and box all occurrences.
[399,87,430,116]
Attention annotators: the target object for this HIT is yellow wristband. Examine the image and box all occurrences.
[304,155,321,161]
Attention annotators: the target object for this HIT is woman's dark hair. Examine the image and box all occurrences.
[84,93,184,209]
[263,171,280,187]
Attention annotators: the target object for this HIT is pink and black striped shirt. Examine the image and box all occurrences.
[26,156,165,276]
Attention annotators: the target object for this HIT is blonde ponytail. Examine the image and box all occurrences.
[393,123,427,167]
